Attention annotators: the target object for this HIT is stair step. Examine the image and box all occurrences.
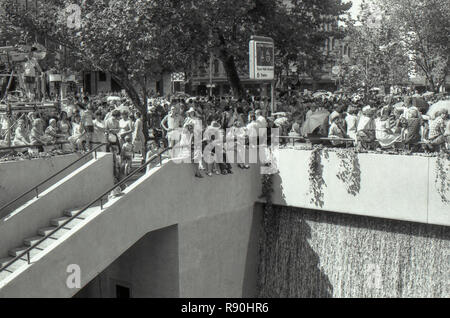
[38,226,71,240]
[37,226,58,236]
[64,205,101,218]
[0,257,14,267]
[24,236,43,247]
[48,228,72,240]
[8,246,41,259]
[24,236,56,251]
[50,217,71,227]
[0,270,11,281]
[0,257,28,274]
[8,246,28,257]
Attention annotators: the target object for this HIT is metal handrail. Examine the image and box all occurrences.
[0,147,171,274]
[0,143,107,214]
[279,135,356,147]
[0,141,71,151]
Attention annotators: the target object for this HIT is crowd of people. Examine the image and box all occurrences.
[0,88,449,178]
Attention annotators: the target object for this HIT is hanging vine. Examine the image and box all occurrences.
[435,152,449,204]
[260,174,274,208]
[336,148,361,196]
[308,147,326,208]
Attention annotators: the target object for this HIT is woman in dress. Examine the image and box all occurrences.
[375,107,401,149]
[13,119,30,152]
[119,111,133,143]
[132,111,146,158]
[93,110,106,151]
[68,114,86,151]
[58,111,72,151]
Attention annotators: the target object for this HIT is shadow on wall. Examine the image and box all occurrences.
[257,205,333,298]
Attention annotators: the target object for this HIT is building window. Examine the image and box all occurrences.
[99,71,107,82]
[214,59,220,76]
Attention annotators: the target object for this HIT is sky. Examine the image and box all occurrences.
[349,0,363,18]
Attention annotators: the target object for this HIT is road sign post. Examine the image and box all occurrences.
[249,36,275,113]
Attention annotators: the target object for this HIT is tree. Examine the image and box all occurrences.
[179,0,351,97]
[336,0,411,96]
[3,0,352,113]
[3,0,199,141]
[379,0,450,92]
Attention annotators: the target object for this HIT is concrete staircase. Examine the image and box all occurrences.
[0,153,153,284]
[0,204,102,282]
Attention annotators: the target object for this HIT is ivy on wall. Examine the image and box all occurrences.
[308,147,327,208]
[435,152,449,204]
[335,149,361,196]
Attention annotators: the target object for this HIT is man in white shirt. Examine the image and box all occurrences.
[161,106,183,157]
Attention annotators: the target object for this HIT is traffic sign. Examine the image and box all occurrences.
[249,36,274,80]
[332,66,341,75]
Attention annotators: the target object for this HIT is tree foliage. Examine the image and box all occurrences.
[336,0,411,95]
[381,0,450,92]
[2,0,352,105]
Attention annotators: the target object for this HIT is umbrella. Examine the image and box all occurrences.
[173,92,190,98]
[107,96,121,102]
[313,91,330,98]
[274,117,289,127]
[301,110,330,135]
[427,100,450,118]
[116,104,130,113]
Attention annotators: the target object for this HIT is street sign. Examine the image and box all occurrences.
[249,36,274,80]
[206,84,216,88]
[332,66,341,75]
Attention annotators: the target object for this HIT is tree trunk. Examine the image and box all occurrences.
[110,72,149,143]
[213,29,245,99]
[220,54,245,99]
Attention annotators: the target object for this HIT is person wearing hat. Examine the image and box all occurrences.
[328,112,348,147]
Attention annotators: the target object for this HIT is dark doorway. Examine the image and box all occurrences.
[156,80,163,96]
[111,76,122,92]
[115,285,130,298]
[84,73,91,95]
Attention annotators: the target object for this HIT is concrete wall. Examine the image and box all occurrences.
[0,153,114,260]
[178,205,262,298]
[0,160,262,298]
[0,153,93,216]
[75,226,179,298]
[258,206,449,298]
[270,149,450,226]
